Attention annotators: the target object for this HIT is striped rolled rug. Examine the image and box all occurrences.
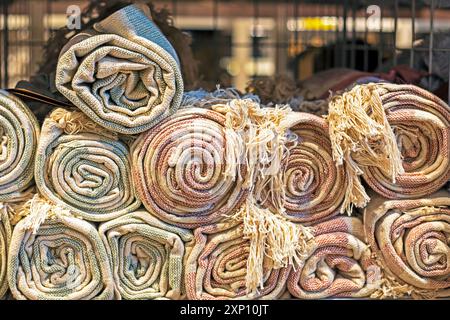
[7,196,116,300]
[55,4,183,135]
[35,108,140,222]
[287,216,381,299]
[327,83,450,213]
[364,190,450,298]
[0,204,12,299]
[262,112,346,224]
[98,211,193,300]
[0,90,39,201]
[185,220,290,300]
[131,107,248,229]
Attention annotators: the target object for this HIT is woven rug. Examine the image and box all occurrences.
[364,190,450,298]
[287,216,381,299]
[35,108,140,221]
[184,220,290,300]
[0,204,12,299]
[263,112,346,224]
[7,196,116,300]
[131,107,248,229]
[55,4,183,134]
[98,211,193,300]
[0,90,40,201]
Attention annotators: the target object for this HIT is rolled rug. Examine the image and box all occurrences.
[287,216,381,299]
[263,112,346,224]
[7,196,116,300]
[363,84,450,199]
[0,90,39,201]
[131,107,248,229]
[55,4,183,134]
[185,220,290,300]
[0,204,12,299]
[98,211,193,300]
[35,108,140,222]
[327,83,450,213]
[364,190,450,298]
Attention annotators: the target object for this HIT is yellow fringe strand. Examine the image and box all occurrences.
[326,84,404,214]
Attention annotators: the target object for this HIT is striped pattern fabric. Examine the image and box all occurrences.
[7,197,116,300]
[0,90,40,201]
[364,190,450,298]
[0,205,12,299]
[288,216,381,298]
[362,84,450,199]
[98,211,193,300]
[35,108,140,221]
[131,107,248,229]
[185,220,290,300]
[55,4,183,135]
[265,112,346,224]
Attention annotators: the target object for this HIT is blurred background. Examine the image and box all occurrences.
[1,0,449,101]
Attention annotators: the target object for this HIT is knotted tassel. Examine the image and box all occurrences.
[326,83,404,214]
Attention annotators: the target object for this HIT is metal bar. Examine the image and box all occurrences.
[351,0,356,69]
[213,0,219,85]
[342,0,349,68]
[2,1,9,87]
[410,0,416,68]
[429,0,435,90]
[378,2,383,68]
[393,0,398,66]
[294,0,299,80]
[364,0,369,71]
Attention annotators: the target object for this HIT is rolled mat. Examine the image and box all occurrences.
[131,107,248,229]
[363,84,450,199]
[0,204,12,299]
[287,216,381,299]
[98,211,193,300]
[327,83,450,213]
[55,4,183,134]
[364,190,450,298]
[35,108,141,221]
[185,220,290,300]
[264,112,346,224]
[0,90,40,201]
[7,196,116,300]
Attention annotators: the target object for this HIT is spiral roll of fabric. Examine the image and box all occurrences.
[185,220,290,300]
[35,108,140,221]
[98,211,193,300]
[362,84,450,199]
[7,196,116,300]
[287,216,381,299]
[0,90,39,201]
[55,4,183,134]
[131,107,248,229]
[0,205,12,299]
[364,191,450,298]
[264,112,346,224]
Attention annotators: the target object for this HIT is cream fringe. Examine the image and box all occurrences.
[326,84,404,214]
[213,99,314,295]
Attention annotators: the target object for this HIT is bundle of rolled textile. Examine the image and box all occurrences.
[0,90,40,201]
[7,196,116,300]
[131,107,248,229]
[327,83,450,213]
[35,108,140,221]
[364,191,450,299]
[55,3,183,135]
[98,211,193,300]
[287,216,382,299]
[185,220,290,300]
[262,112,346,224]
[0,204,12,299]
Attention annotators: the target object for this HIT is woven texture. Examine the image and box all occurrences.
[0,205,12,299]
[265,112,346,224]
[98,211,193,300]
[131,107,248,229]
[35,108,140,221]
[364,190,450,298]
[287,216,381,299]
[185,220,289,300]
[363,84,450,199]
[0,90,40,201]
[7,198,116,300]
[55,4,183,135]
